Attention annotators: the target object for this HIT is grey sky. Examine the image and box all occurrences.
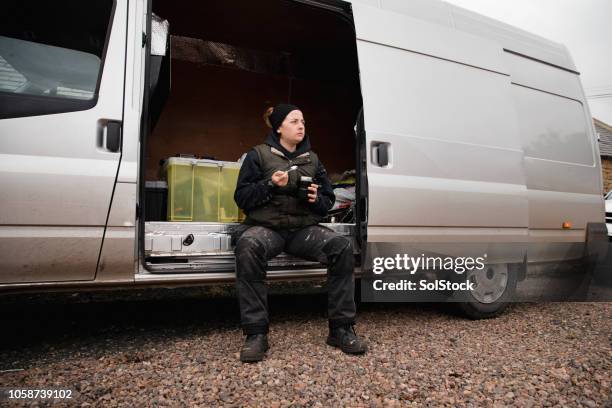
[443,0,612,123]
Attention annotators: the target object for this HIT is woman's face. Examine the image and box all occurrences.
[278,110,305,146]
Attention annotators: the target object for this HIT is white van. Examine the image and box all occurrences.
[0,0,607,317]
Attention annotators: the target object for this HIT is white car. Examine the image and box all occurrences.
[606,191,612,239]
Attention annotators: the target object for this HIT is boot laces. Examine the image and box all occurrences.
[342,325,359,344]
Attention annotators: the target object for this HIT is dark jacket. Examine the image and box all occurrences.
[234,132,335,229]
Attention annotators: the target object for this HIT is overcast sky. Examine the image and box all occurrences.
[443,0,612,124]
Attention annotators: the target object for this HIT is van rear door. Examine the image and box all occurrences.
[0,0,127,284]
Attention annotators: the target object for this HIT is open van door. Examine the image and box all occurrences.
[351,2,529,314]
[351,2,528,244]
[0,0,127,284]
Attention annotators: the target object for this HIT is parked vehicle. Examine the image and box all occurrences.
[0,0,607,318]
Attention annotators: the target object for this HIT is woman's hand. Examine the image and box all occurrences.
[307,183,318,203]
[271,170,289,187]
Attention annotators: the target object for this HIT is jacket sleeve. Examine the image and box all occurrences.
[309,160,335,216]
[234,149,274,212]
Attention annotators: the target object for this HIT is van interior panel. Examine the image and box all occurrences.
[146,62,359,179]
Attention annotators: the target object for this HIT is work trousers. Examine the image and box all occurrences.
[234,224,356,335]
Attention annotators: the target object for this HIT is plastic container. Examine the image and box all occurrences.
[165,157,245,222]
[145,180,168,221]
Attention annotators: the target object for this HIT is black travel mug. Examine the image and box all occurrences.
[298,176,313,201]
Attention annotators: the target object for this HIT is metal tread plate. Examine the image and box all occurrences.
[144,222,357,273]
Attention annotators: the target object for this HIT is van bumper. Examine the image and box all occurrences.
[585,222,609,263]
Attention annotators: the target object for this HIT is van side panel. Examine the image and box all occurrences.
[504,53,584,101]
[0,226,102,284]
[352,1,605,266]
[96,0,145,283]
[352,3,528,254]
[97,183,137,282]
[505,53,604,262]
[447,4,577,72]
[352,3,506,74]
[0,0,127,284]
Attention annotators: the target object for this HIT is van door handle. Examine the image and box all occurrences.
[371,142,390,167]
[104,121,122,153]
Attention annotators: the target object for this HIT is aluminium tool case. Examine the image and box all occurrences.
[144,222,358,257]
[145,222,234,256]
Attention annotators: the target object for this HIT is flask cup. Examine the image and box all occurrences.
[298,176,313,201]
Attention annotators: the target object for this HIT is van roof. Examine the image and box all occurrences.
[353,0,577,73]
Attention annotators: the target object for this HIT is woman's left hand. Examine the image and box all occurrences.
[307,184,318,203]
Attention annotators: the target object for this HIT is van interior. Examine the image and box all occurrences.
[141,0,364,273]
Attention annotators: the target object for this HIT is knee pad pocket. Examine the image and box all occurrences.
[236,236,265,256]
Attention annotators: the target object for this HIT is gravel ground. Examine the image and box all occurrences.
[0,286,610,407]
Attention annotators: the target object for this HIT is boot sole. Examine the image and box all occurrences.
[240,354,265,363]
[326,336,367,354]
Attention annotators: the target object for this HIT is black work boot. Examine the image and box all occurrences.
[326,325,368,354]
[240,334,269,363]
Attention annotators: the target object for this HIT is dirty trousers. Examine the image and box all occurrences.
[234,225,356,335]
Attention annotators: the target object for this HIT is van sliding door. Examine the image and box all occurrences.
[0,0,127,284]
[351,3,528,254]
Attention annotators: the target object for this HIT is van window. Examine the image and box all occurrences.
[0,0,114,119]
[511,85,594,166]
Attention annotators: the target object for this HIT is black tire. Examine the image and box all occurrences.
[457,263,518,320]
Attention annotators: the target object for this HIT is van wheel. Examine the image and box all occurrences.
[458,263,518,319]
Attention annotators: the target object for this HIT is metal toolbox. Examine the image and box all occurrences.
[145,222,234,256]
[145,222,357,257]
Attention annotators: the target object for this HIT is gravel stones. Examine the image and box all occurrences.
[0,289,610,407]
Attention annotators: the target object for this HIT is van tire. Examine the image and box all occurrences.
[457,263,518,320]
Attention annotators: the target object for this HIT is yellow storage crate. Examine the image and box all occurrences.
[165,157,245,222]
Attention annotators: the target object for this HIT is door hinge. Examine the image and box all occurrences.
[136,203,140,219]
[142,32,148,48]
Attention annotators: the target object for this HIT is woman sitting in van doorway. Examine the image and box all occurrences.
[233,104,367,363]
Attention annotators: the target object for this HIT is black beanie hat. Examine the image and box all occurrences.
[269,104,300,132]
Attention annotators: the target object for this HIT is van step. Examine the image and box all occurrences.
[134,268,330,283]
[145,252,324,273]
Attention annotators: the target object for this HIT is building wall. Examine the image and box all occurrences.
[603,157,612,194]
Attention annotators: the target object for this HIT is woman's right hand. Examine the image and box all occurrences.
[271,170,289,187]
